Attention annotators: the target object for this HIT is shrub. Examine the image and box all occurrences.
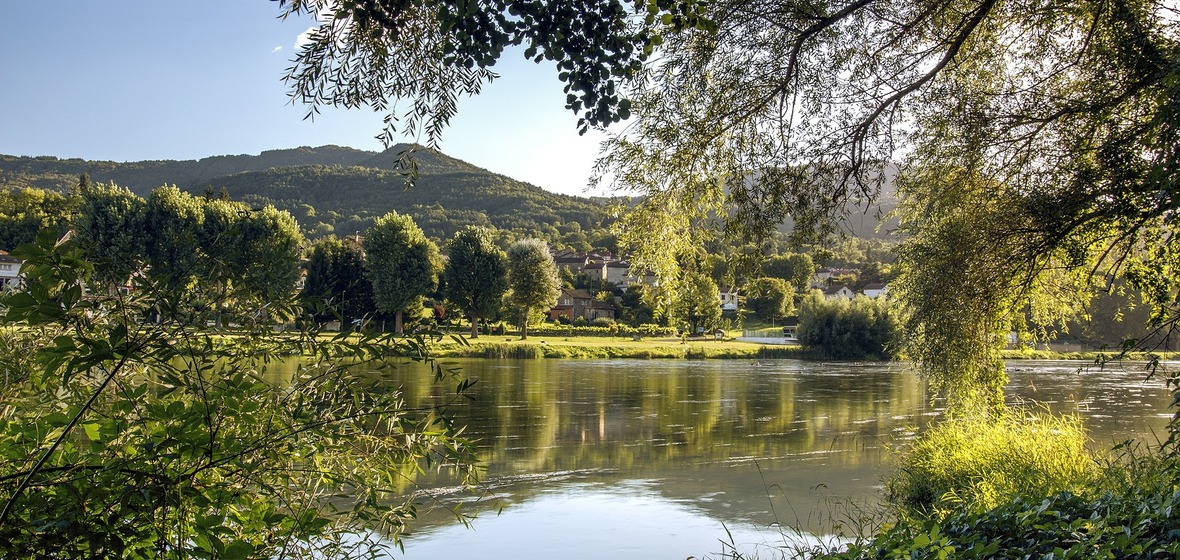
[887,409,1098,518]
[818,447,1180,560]
[796,292,901,360]
[0,231,479,557]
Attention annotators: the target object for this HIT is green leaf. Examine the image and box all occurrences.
[83,422,102,442]
[222,540,255,560]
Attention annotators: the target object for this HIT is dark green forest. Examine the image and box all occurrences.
[0,144,615,243]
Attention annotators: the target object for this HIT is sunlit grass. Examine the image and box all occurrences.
[887,408,1098,519]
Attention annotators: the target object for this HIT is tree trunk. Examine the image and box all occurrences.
[519,306,530,340]
[470,314,480,338]
[394,310,404,335]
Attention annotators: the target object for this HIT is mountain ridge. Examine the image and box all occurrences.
[0,144,614,243]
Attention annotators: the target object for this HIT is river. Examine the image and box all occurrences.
[270,358,1175,559]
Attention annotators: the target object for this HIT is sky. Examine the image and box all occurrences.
[1,1,610,197]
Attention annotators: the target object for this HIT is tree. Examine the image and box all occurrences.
[303,236,375,328]
[618,284,657,326]
[670,271,721,335]
[227,205,304,311]
[0,230,477,558]
[505,238,561,340]
[761,253,815,293]
[443,226,508,338]
[276,0,1180,415]
[796,291,901,360]
[0,186,72,251]
[745,277,794,323]
[364,211,440,334]
[71,180,147,290]
[277,0,710,145]
[143,186,205,297]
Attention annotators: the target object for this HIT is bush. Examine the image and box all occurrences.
[519,323,677,338]
[818,447,1180,560]
[0,231,479,557]
[887,409,1097,518]
[796,292,901,360]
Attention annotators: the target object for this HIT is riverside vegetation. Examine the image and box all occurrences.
[1,177,1176,556]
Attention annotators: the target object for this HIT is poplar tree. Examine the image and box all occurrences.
[505,238,561,340]
[363,211,439,335]
[444,226,508,338]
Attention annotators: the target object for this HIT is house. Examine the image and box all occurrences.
[583,259,608,286]
[823,284,855,300]
[811,267,858,288]
[0,251,22,292]
[605,260,630,286]
[549,288,616,322]
[719,286,739,311]
[862,283,889,298]
[552,251,589,275]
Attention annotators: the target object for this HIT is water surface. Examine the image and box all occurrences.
[270,359,1174,559]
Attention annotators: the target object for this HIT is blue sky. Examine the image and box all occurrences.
[1,1,609,197]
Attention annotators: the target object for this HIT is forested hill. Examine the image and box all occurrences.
[0,145,377,194]
[0,144,612,242]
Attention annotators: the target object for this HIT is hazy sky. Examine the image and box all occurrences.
[1,1,610,197]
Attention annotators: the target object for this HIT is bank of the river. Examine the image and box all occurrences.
[298,330,1179,361]
[428,335,804,359]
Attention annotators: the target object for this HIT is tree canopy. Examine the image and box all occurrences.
[278,0,1180,412]
[444,226,509,337]
[505,238,562,339]
[364,211,440,334]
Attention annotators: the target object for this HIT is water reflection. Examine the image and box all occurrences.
[263,358,1175,559]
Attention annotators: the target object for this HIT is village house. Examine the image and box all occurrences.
[719,286,740,312]
[823,284,856,300]
[549,288,616,322]
[583,259,608,287]
[811,267,858,288]
[861,283,889,298]
[551,250,589,276]
[0,251,22,292]
[605,260,630,286]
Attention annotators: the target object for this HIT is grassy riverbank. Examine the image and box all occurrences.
[300,329,1180,361]
[428,335,805,359]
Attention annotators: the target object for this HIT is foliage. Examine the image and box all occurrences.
[143,185,206,294]
[0,230,478,558]
[887,410,1098,520]
[816,446,1180,560]
[364,211,441,334]
[796,292,900,360]
[71,179,146,288]
[505,238,562,340]
[0,186,72,251]
[302,236,374,327]
[618,284,658,326]
[761,253,814,293]
[670,271,721,334]
[277,0,711,144]
[745,277,794,323]
[892,167,1092,413]
[443,226,509,338]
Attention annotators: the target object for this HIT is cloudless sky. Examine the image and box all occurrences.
[1,1,610,197]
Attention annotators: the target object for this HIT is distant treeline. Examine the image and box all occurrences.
[0,144,620,250]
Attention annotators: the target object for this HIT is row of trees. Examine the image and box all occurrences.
[46,179,303,325]
[304,217,563,339]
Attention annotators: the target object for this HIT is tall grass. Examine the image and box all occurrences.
[463,343,543,359]
[887,408,1098,519]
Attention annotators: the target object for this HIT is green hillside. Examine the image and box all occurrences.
[0,144,613,243]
